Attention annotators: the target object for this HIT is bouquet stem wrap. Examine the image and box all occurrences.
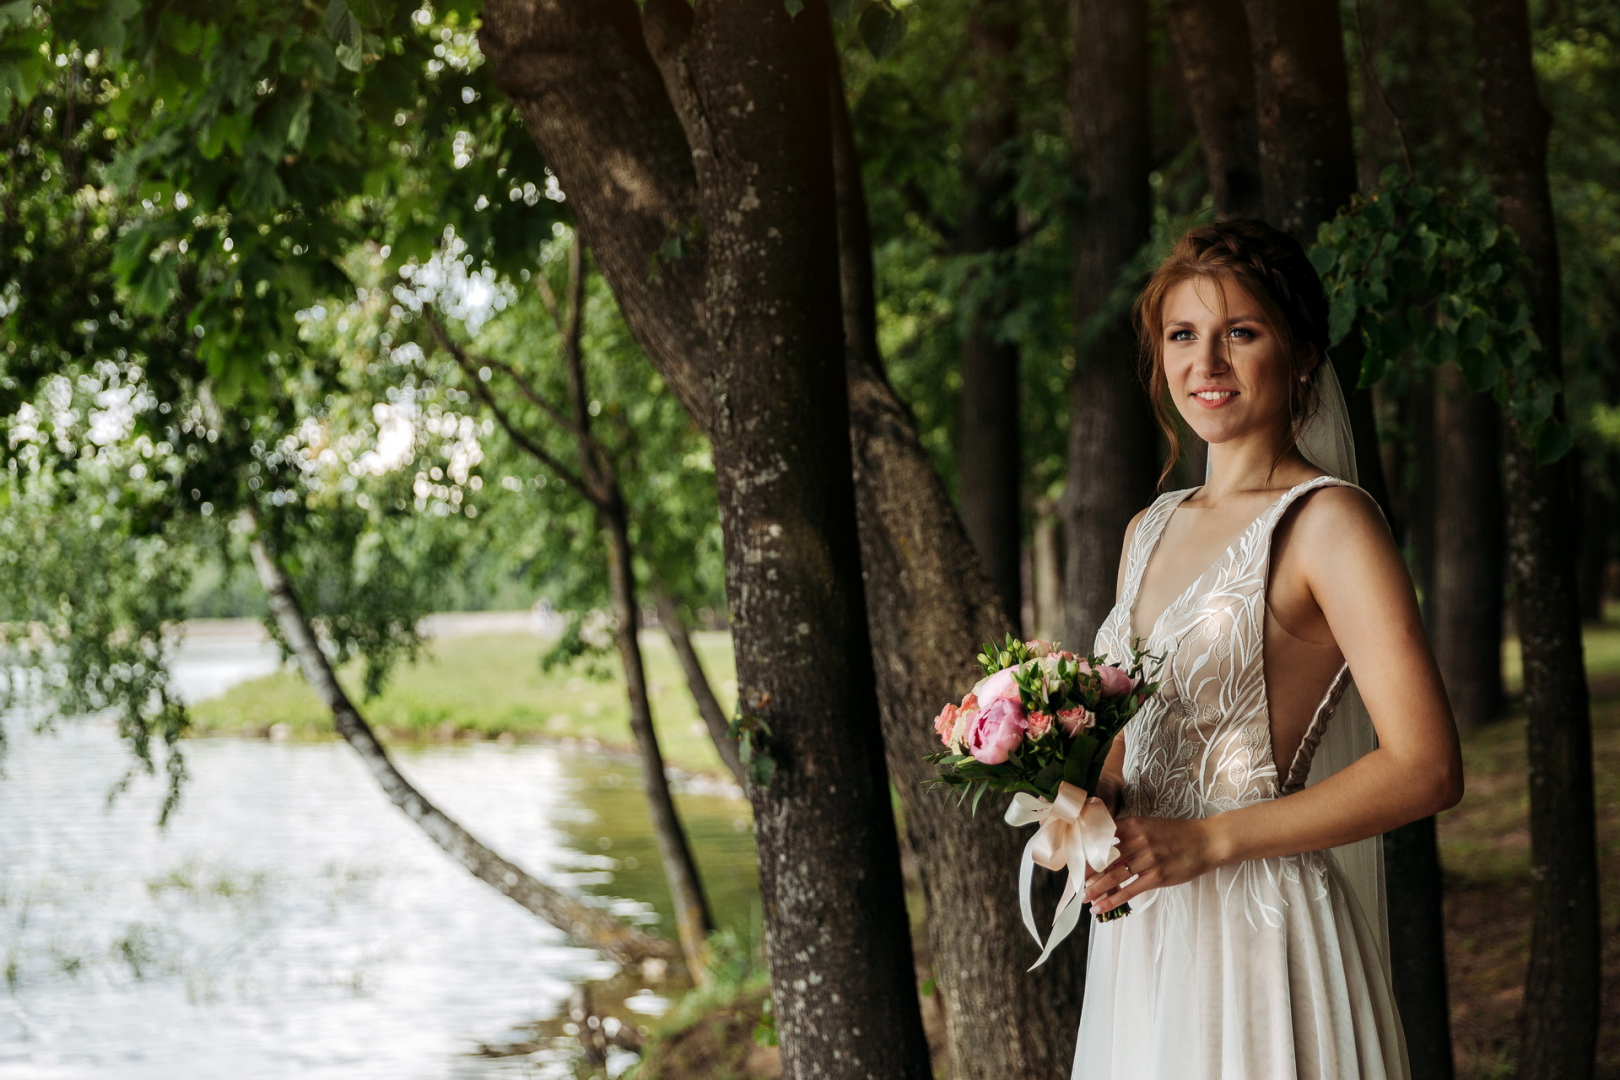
[1005,780,1125,969]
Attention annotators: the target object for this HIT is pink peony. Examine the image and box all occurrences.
[1057,705,1093,736]
[933,702,959,746]
[948,693,980,750]
[973,665,1023,705]
[967,696,1028,764]
[1026,711,1053,738]
[1026,640,1057,658]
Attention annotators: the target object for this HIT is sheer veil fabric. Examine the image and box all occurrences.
[1292,363,1391,972]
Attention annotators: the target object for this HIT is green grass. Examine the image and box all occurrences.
[189,630,739,776]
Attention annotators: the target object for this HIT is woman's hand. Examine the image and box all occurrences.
[1082,815,1228,916]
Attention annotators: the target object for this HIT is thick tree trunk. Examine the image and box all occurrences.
[1241,0,1358,237]
[833,60,1091,1078]
[244,525,678,971]
[602,502,715,975]
[1474,2,1602,1075]
[1431,364,1504,730]
[1246,3,1454,1067]
[957,0,1024,624]
[1162,0,1263,219]
[1061,0,1158,650]
[485,4,934,1076]
[655,589,746,786]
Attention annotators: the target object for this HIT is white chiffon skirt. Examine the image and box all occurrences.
[1072,851,1410,1080]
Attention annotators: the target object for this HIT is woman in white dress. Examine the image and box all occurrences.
[1076,219,1463,1080]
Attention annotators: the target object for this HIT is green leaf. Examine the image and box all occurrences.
[858,1,907,59]
[829,0,854,22]
[325,0,363,48]
[1534,419,1573,464]
[784,0,804,15]
[1328,287,1356,347]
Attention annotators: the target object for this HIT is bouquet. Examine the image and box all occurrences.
[927,636,1163,967]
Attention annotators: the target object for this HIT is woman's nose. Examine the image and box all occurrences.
[1191,337,1230,377]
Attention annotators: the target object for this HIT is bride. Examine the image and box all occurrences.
[1076,219,1463,1079]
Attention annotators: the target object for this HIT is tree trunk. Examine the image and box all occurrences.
[1241,0,1358,237]
[1431,363,1504,730]
[656,589,746,786]
[482,4,934,1075]
[1061,0,1159,650]
[244,524,679,972]
[833,57,1092,1078]
[602,498,715,975]
[1474,1,1603,1074]
[1245,2,1453,1067]
[1162,0,1264,219]
[957,0,1024,624]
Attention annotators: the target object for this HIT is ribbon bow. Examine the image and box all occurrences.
[1004,780,1122,969]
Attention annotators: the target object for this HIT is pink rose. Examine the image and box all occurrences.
[1026,640,1057,658]
[1096,665,1137,698]
[1026,711,1053,738]
[967,696,1028,764]
[949,693,980,750]
[1057,705,1093,736]
[1078,659,1136,698]
[933,702,959,746]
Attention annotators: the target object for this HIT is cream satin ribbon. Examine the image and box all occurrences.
[1004,780,1122,969]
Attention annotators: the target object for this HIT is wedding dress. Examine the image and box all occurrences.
[1076,472,1411,1079]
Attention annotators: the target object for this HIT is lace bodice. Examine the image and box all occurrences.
[1093,475,1354,822]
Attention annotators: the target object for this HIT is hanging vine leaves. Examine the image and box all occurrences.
[1312,169,1568,462]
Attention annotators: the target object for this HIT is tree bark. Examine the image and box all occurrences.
[656,589,746,786]
[244,524,679,972]
[1162,0,1264,219]
[1474,1,1602,1074]
[957,0,1024,624]
[481,5,934,1076]
[1241,0,1358,237]
[833,58,1092,1078]
[1431,363,1504,730]
[1061,0,1159,650]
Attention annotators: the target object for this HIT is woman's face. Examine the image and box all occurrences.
[1158,275,1302,448]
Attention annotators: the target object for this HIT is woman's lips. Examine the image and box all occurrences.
[1190,389,1239,408]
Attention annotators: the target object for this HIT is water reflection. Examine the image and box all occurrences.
[0,717,756,1078]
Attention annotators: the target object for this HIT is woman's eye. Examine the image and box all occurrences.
[1168,329,1194,342]
[1228,326,1256,341]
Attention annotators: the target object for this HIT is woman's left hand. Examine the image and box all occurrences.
[1083,815,1225,916]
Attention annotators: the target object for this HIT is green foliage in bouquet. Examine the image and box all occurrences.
[926,635,1164,814]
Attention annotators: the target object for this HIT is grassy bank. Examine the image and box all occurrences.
[189,630,739,777]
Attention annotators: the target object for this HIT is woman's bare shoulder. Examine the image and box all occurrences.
[1285,482,1399,571]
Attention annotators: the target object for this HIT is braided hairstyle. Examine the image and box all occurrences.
[1134,219,1332,484]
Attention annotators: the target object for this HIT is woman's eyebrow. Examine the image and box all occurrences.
[1163,318,1196,329]
[1225,313,1265,324]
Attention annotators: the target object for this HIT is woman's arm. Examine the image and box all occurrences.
[1085,487,1463,915]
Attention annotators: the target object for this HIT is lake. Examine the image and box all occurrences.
[0,627,758,1079]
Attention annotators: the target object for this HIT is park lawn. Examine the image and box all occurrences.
[189,630,739,777]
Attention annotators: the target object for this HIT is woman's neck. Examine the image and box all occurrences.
[1199,425,1320,503]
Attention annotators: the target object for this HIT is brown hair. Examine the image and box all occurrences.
[1134,219,1331,484]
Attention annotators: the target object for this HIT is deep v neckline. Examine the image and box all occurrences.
[1127,482,1306,643]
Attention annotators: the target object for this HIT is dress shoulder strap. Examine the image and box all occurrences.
[1120,488,1198,607]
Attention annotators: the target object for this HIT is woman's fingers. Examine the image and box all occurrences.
[1092,867,1155,914]
[1084,849,1149,903]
